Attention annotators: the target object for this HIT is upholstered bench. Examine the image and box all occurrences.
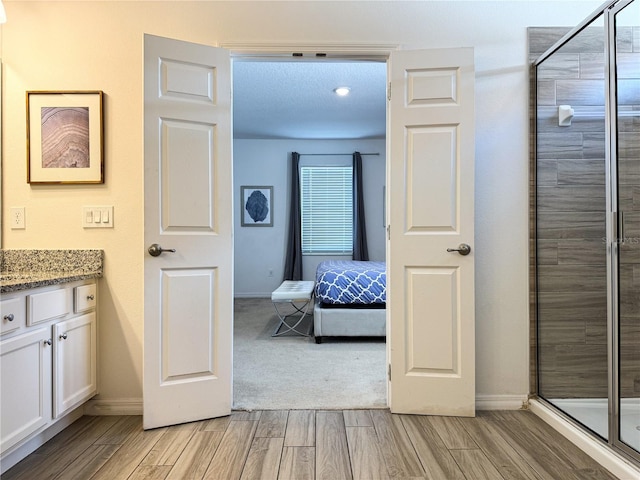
[271,280,315,337]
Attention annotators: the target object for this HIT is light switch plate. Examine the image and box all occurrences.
[83,206,114,228]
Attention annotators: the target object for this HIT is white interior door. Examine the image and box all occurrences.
[388,48,476,416]
[143,34,233,429]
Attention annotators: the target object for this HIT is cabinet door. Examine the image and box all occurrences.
[53,312,97,418]
[0,327,52,454]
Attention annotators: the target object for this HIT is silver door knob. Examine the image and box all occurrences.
[447,243,471,256]
[148,244,176,257]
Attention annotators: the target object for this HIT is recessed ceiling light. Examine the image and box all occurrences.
[333,87,351,96]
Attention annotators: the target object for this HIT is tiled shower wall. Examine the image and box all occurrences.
[618,51,640,400]
[529,26,640,399]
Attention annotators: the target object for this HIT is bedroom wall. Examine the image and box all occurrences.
[234,138,386,297]
[0,0,603,406]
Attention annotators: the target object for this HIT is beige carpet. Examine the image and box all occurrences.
[233,297,387,410]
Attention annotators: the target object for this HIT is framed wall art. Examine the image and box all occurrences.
[27,90,104,184]
[241,185,273,227]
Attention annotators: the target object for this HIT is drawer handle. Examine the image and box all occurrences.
[59,333,68,340]
[44,339,52,346]
[87,295,95,301]
[3,313,14,322]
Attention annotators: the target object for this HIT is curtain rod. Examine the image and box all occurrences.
[297,153,380,156]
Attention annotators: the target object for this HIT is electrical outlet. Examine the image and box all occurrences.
[10,207,26,229]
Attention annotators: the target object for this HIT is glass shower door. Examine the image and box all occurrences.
[613,0,640,456]
[535,13,610,440]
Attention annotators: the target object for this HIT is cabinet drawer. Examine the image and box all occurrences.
[27,288,70,326]
[0,297,26,335]
[74,284,97,313]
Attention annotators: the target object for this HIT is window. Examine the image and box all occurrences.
[300,166,353,254]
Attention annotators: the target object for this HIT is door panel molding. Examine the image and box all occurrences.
[143,34,232,430]
[389,47,475,416]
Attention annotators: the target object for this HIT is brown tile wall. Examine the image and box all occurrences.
[529,26,640,399]
[617,48,640,399]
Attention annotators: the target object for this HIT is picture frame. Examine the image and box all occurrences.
[241,186,273,227]
[27,90,104,184]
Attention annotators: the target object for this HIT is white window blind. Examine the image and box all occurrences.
[300,166,353,254]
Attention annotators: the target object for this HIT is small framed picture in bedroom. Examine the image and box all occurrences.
[241,186,273,227]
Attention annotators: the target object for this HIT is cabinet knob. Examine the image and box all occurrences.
[87,294,95,301]
[3,313,14,322]
[59,333,68,340]
[44,339,52,346]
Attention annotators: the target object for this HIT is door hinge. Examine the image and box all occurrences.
[387,224,390,240]
[388,82,391,101]
[388,364,391,382]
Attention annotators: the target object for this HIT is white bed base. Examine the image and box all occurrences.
[313,299,386,343]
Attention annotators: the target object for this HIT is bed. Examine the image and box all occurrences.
[313,260,386,343]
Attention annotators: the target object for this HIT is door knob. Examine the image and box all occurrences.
[148,244,176,257]
[447,243,471,256]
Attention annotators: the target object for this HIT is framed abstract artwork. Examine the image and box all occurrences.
[27,90,104,184]
[241,186,273,227]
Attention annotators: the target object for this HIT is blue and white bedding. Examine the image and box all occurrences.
[315,260,386,305]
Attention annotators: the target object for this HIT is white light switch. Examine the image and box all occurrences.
[83,206,114,228]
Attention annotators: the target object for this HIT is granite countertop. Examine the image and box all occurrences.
[0,249,103,293]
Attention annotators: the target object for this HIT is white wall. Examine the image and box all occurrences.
[0,1,603,404]
[234,138,386,297]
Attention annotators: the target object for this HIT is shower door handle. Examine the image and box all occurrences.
[447,243,471,256]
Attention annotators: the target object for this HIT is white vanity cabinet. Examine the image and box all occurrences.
[0,280,98,456]
[0,326,52,454]
[53,312,97,418]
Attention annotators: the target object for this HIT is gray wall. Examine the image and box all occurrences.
[233,138,386,297]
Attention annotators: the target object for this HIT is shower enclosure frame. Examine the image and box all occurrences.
[530,0,639,465]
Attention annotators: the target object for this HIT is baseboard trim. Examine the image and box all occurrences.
[529,399,640,480]
[84,398,143,416]
[234,293,271,299]
[476,394,528,410]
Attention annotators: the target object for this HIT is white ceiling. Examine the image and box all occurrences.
[232,60,388,139]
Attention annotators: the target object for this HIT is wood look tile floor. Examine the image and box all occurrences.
[2,409,619,480]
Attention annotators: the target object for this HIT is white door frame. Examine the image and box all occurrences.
[228,43,476,414]
[226,42,397,408]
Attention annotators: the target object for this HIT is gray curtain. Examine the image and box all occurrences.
[353,152,369,261]
[283,152,303,280]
